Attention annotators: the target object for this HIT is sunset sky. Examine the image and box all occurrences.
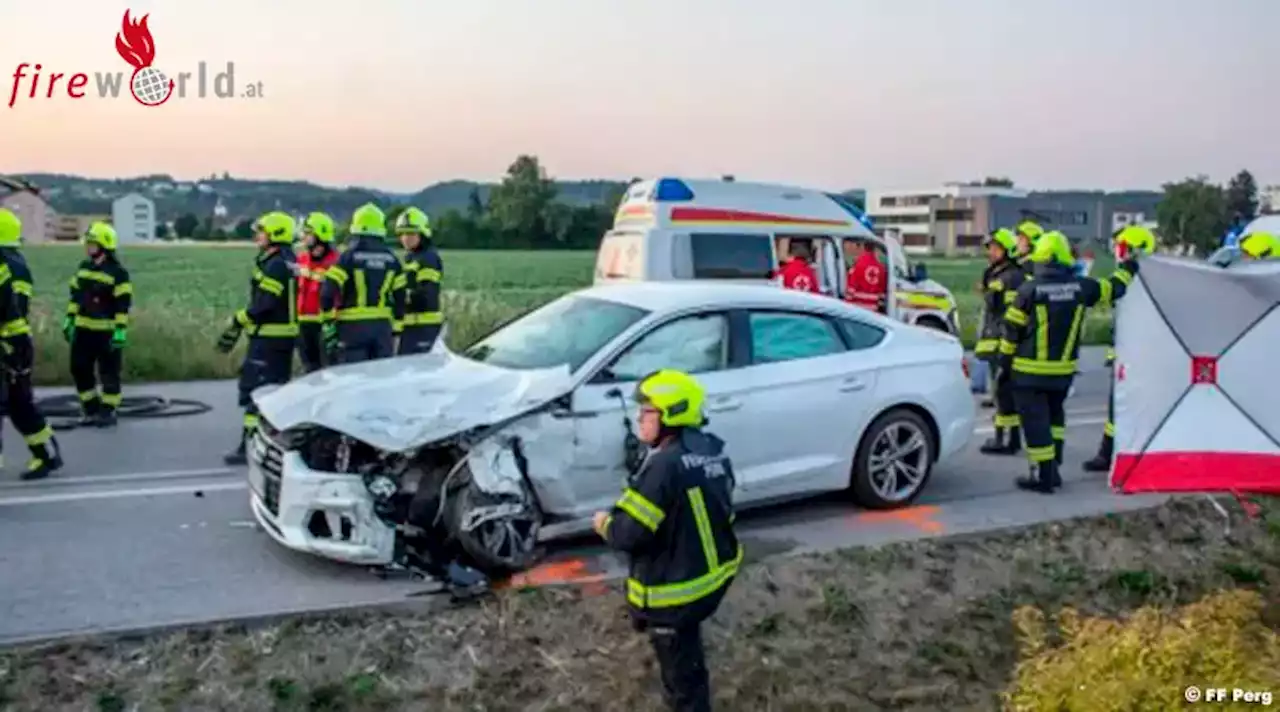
[2,0,1276,193]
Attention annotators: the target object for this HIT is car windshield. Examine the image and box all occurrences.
[462,294,649,372]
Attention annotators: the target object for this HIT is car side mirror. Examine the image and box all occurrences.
[913,263,929,282]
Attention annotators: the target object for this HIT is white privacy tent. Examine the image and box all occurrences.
[1110,255,1280,494]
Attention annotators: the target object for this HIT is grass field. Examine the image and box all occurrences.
[19,245,1116,385]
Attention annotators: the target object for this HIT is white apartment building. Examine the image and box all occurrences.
[111,192,157,243]
[864,183,1026,254]
[1260,185,1280,215]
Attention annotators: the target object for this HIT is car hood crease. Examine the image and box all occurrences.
[252,351,574,452]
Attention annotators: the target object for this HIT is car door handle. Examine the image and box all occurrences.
[839,377,867,393]
[705,398,742,413]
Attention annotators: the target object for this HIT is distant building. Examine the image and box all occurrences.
[50,213,112,242]
[1261,185,1280,215]
[0,190,54,243]
[111,193,157,243]
[864,184,1163,255]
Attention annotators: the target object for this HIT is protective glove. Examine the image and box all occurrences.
[322,322,340,359]
[111,326,127,350]
[215,319,243,354]
[61,316,75,343]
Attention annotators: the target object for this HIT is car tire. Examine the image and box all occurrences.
[850,408,936,510]
[916,315,950,333]
[446,477,542,575]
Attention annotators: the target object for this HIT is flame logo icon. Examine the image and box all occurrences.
[115,10,174,107]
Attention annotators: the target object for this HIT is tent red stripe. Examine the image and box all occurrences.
[669,207,849,226]
[1113,452,1280,494]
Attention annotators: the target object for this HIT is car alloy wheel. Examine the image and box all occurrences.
[449,481,542,575]
[850,407,936,509]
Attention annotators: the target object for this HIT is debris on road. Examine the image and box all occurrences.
[1,497,1276,711]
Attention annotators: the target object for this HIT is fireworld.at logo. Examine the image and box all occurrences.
[7,10,264,108]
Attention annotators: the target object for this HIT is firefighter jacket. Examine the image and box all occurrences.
[998,262,1135,389]
[321,237,405,325]
[603,428,743,629]
[391,242,443,329]
[234,247,299,339]
[66,255,132,332]
[778,258,820,293]
[845,251,886,311]
[0,254,30,344]
[974,257,1024,359]
[296,246,338,323]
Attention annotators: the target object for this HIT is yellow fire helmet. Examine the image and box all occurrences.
[634,369,707,428]
[83,221,119,251]
[1016,220,1045,241]
[1115,225,1157,255]
[0,208,21,247]
[985,228,1017,253]
[303,212,335,243]
[350,203,387,238]
[394,207,432,236]
[254,211,296,244]
[1240,232,1279,259]
[1028,230,1074,266]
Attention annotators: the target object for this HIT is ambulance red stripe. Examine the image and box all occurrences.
[670,207,849,227]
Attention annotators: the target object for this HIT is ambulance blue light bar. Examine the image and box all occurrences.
[827,192,875,229]
[652,178,695,202]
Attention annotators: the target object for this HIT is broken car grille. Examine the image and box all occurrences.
[252,425,285,516]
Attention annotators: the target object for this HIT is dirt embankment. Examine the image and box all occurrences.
[2,497,1278,711]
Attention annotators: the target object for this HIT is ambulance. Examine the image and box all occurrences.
[594,177,961,335]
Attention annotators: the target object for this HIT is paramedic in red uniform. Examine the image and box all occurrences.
[778,238,820,293]
[296,212,338,373]
[844,239,886,312]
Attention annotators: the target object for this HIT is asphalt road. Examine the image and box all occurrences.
[0,348,1156,645]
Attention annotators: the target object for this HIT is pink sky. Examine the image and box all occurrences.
[3,0,1277,192]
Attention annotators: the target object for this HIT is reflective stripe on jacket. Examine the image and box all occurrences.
[975,258,1023,357]
[321,238,405,324]
[66,256,132,331]
[391,243,444,328]
[603,429,741,629]
[235,248,299,339]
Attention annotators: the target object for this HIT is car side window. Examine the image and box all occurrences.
[605,313,729,382]
[836,317,887,350]
[749,311,846,365]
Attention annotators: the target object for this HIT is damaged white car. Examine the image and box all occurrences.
[247,282,975,575]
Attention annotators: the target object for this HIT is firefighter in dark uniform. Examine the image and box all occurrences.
[976,228,1026,455]
[1014,220,1043,274]
[592,369,742,712]
[0,208,64,480]
[1083,225,1156,472]
[321,203,404,364]
[216,212,299,465]
[63,222,133,427]
[391,207,444,355]
[998,231,1138,493]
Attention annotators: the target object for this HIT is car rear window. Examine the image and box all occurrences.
[690,233,775,279]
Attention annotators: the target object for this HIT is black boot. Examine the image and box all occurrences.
[21,437,64,481]
[223,429,249,466]
[94,406,118,428]
[1015,461,1055,494]
[1054,440,1065,465]
[1082,435,1113,472]
[78,397,101,426]
[980,426,1021,455]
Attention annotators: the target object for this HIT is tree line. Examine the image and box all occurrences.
[1156,170,1264,254]
[161,155,627,250]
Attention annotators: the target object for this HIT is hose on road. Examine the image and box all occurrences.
[36,394,214,430]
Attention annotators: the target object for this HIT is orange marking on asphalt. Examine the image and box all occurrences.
[852,505,944,533]
[498,557,611,591]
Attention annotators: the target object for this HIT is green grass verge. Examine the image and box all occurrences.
[20,245,1116,386]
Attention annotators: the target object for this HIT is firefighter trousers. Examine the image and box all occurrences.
[238,337,294,434]
[649,624,712,712]
[1013,385,1069,468]
[987,359,1019,431]
[397,325,441,356]
[70,329,123,414]
[297,321,325,373]
[336,322,394,364]
[1,349,59,466]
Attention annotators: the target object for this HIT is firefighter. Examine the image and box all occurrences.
[296,212,338,373]
[997,231,1138,493]
[1240,231,1279,259]
[844,238,886,312]
[63,222,133,427]
[391,207,444,355]
[777,238,820,293]
[1014,220,1043,273]
[592,369,742,712]
[976,228,1026,455]
[0,208,63,480]
[1083,226,1156,472]
[321,203,404,364]
[216,212,299,466]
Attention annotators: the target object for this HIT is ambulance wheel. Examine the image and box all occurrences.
[447,479,542,575]
[850,408,936,510]
[916,315,949,333]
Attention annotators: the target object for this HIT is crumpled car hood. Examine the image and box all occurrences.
[252,351,574,453]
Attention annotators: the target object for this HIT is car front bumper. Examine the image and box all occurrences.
[247,429,396,566]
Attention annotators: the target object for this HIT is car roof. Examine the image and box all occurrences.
[575,280,899,324]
